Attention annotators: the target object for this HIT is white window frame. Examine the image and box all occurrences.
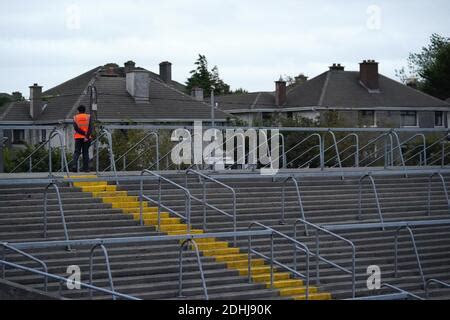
[359,110,377,128]
[434,111,444,128]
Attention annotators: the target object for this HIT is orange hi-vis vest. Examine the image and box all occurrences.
[74,113,91,139]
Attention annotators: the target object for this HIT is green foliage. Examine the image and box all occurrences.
[396,33,450,100]
[185,54,231,96]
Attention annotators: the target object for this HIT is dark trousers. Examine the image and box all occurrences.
[73,139,91,172]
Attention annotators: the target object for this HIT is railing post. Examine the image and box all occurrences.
[158,178,162,231]
[202,179,207,231]
[280,181,286,225]
[394,228,399,278]
[248,232,252,284]
[139,177,144,226]
[270,232,274,288]
[315,228,320,285]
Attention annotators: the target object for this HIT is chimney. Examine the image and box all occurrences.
[126,70,150,103]
[294,74,308,85]
[359,60,379,91]
[159,61,172,83]
[124,60,136,74]
[275,79,287,107]
[329,63,345,71]
[191,87,204,101]
[29,83,42,120]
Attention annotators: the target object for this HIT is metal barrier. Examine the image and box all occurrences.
[0,260,139,300]
[104,131,159,172]
[294,219,356,298]
[248,222,311,300]
[348,283,424,300]
[10,128,70,177]
[358,174,384,230]
[185,169,237,246]
[89,243,116,300]
[285,133,324,170]
[426,279,450,299]
[0,242,49,292]
[279,176,308,235]
[140,170,192,232]
[178,239,208,300]
[43,183,71,251]
[394,226,425,290]
[94,128,119,185]
[326,133,359,168]
[427,172,450,216]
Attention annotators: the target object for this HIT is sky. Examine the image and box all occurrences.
[1,0,449,98]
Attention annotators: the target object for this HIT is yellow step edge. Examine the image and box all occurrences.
[266,279,304,289]
[226,259,265,269]
[123,208,159,214]
[252,273,291,283]
[279,287,318,297]
[102,196,139,202]
[202,248,241,256]
[74,182,108,187]
[159,224,193,232]
[215,253,249,262]
[144,218,181,226]
[196,241,229,250]
[167,229,204,236]
[69,175,98,179]
[92,191,128,197]
[111,202,148,209]
[81,186,117,192]
[129,212,170,220]
[237,266,271,276]
[293,293,332,301]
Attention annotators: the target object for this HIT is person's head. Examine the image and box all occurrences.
[77,105,86,114]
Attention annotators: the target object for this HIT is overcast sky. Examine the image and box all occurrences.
[1,0,449,98]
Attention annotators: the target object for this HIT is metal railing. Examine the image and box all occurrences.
[248,222,311,300]
[394,226,425,290]
[0,259,139,300]
[94,129,118,185]
[325,133,359,168]
[43,183,71,251]
[427,172,450,216]
[285,133,324,169]
[348,283,424,300]
[425,279,450,299]
[140,170,192,232]
[185,169,237,246]
[358,174,384,230]
[89,243,116,300]
[279,176,308,235]
[294,219,356,298]
[10,128,70,177]
[104,131,159,172]
[0,242,49,292]
[178,239,208,300]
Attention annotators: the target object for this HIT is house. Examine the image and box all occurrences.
[215,60,450,128]
[0,61,232,150]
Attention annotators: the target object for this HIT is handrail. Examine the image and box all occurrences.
[43,183,71,251]
[349,283,423,300]
[425,279,450,299]
[323,130,343,172]
[10,128,70,178]
[322,219,450,232]
[94,128,118,184]
[89,243,116,300]
[394,226,426,290]
[0,242,49,292]
[408,132,449,167]
[104,131,159,172]
[340,132,390,166]
[285,134,324,170]
[358,174,384,230]
[325,133,359,167]
[140,170,192,232]
[258,132,286,169]
[0,259,140,300]
[294,218,356,298]
[279,176,308,235]
[248,222,311,300]
[178,239,208,300]
[185,169,237,246]
[427,172,450,216]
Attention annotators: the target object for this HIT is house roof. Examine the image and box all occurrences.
[216,69,450,112]
[0,64,231,124]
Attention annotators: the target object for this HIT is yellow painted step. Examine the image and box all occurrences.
[129,212,170,220]
[266,279,304,289]
[279,286,318,296]
[123,207,159,214]
[74,181,108,187]
[226,259,265,269]
[237,266,271,276]
[81,185,117,192]
[159,224,192,232]
[293,293,332,300]
[202,247,241,256]
[252,272,291,283]
[102,196,139,202]
[144,218,181,226]
[196,241,229,250]
[166,229,204,236]
[71,175,97,179]
[111,202,148,209]
[215,253,248,262]
[92,191,128,197]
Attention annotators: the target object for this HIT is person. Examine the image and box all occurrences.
[72,105,93,172]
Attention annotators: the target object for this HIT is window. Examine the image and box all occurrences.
[359,111,376,127]
[435,111,444,127]
[41,130,47,142]
[401,111,418,127]
[12,130,25,144]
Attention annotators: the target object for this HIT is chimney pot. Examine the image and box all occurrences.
[29,84,43,120]
[275,80,287,107]
[329,63,345,71]
[126,70,150,103]
[359,60,379,91]
[124,61,136,74]
[159,61,172,83]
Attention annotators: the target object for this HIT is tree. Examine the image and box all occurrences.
[185,55,231,96]
[396,34,450,100]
